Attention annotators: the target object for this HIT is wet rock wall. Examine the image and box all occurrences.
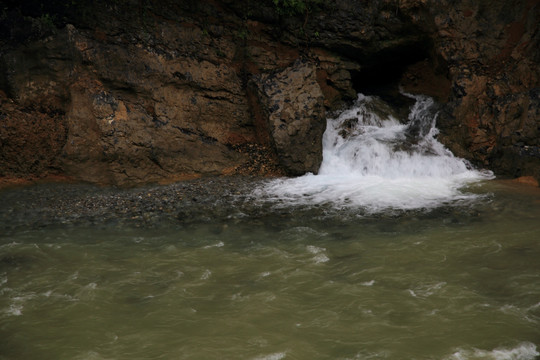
[0,0,538,185]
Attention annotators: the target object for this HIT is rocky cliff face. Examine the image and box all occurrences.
[428,0,540,182]
[1,0,538,185]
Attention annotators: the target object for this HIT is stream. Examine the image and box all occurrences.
[1,94,539,360]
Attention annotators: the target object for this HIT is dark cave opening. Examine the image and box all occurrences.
[350,38,434,114]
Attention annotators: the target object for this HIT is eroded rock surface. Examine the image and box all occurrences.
[250,60,325,175]
[428,0,540,181]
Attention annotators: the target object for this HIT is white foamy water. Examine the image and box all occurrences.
[445,342,539,360]
[252,352,287,360]
[258,93,494,212]
[306,245,330,264]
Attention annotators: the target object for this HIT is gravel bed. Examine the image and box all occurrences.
[0,176,490,234]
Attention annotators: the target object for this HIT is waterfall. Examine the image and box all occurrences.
[256,93,494,212]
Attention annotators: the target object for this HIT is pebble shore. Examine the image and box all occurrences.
[0,175,497,237]
[0,176,263,231]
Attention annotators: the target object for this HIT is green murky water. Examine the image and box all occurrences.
[1,180,539,360]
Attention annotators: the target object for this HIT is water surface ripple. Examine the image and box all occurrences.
[1,178,539,360]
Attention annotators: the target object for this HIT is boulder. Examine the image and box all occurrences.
[250,59,326,175]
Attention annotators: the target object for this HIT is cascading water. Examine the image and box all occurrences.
[257,93,494,212]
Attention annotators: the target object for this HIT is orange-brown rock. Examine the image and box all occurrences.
[430,0,540,183]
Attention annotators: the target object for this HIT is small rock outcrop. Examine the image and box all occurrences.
[250,60,326,175]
